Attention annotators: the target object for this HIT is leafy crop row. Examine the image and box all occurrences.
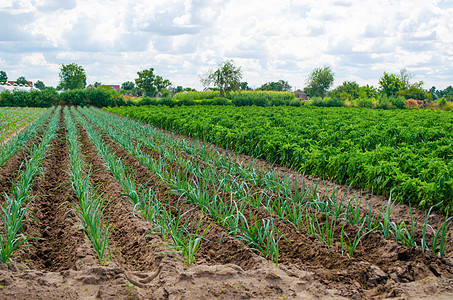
[106,105,453,213]
[96,107,452,259]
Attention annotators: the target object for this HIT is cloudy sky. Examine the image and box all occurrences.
[1,0,452,90]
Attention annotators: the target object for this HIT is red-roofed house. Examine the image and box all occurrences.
[7,80,33,87]
[106,85,120,92]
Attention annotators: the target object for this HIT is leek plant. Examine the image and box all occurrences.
[64,107,110,265]
[0,107,54,167]
[340,220,375,257]
[0,107,60,264]
[81,107,284,265]
[73,107,206,265]
[88,107,450,259]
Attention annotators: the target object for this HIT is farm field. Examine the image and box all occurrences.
[106,105,453,213]
[0,107,48,143]
[0,105,452,299]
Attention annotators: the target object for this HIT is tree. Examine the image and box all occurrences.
[34,80,45,90]
[399,68,413,89]
[330,81,360,100]
[121,81,135,91]
[0,71,7,84]
[304,66,334,98]
[154,76,171,94]
[379,72,403,97]
[58,63,87,90]
[93,82,102,88]
[359,84,378,99]
[240,82,252,90]
[16,76,28,86]
[440,86,453,100]
[397,81,432,100]
[135,68,171,97]
[174,86,183,93]
[201,60,242,98]
[258,80,291,91]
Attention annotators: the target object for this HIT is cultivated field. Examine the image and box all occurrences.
[0,107,47,144]
[0,105,452,299]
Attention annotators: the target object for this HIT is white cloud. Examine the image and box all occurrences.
[0,0,452,89]
[21,52,47,66]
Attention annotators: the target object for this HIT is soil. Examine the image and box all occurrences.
[0,107,451,299]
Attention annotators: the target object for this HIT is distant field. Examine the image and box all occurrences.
[106,105,453,212]
[0,107,48,143]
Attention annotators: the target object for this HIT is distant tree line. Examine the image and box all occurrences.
[1,61,451,104]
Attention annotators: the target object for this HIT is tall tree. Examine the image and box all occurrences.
[201,60,242,98]
[330,81,360,100]
[16,76,28,86]
[379,72,403,97]
[34,80,45,90]
[154,76,171,94]
[0,71,7,84]
[399,68,413,89]
[304,66,334,98]
[135,68,171,97]
[258,80,292,91]
[58,63,87,90]
[121,81,135,90]
[240,82,252,90]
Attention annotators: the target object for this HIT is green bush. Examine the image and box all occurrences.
[312,97,344,107]
[357,97,373,108]
[0,89,59,107]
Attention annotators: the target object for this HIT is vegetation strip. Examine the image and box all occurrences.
[78,107,259,268]
[0,107,53,167]
[64,107,110,264]
[73,107,211,264]
[0,107,47,143]
[0,107,59,264]
[84,106,453,293]
[106,105,453,213]
[94,107,452,258]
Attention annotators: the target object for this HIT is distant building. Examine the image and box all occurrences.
[7,80,33,87]
[105,85,120,92]
[294,89,308,99]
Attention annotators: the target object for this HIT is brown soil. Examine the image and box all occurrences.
[0,107,451,299]
[146,119,453,259]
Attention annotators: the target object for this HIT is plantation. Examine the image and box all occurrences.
[0,107,47,143]
[0,105,452,299]
[106,105,453,213]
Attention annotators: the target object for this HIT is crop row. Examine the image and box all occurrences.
[0,107,48,142]
[0,107,52,166]
[105,105,453,213]
[1,105,450,268]
[63,107,110,264]
[0,107,60,264]
[93,107,452,260]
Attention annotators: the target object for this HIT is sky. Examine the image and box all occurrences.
[0,0,452,91]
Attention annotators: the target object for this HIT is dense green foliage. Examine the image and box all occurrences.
[257,80,292,92]
[59,88,128,107]
[0,88,130,107]
[58,63,87,90]
[0,71,7,84]
[0,89,59,107]
[106,105,453,213]
[135,68,171,97]
[304,66,335,98]
[201,60,242,97]
[172,90,297,106]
